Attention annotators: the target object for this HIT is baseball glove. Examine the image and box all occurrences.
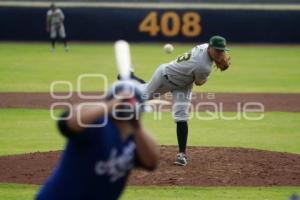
[215,55,231,71]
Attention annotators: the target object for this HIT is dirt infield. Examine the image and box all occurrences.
[0,92,300,112]
[0,146,300,186]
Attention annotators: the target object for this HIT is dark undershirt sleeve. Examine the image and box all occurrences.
[57,111,77,138]
[57,111,91,143]
[57,111,106,144]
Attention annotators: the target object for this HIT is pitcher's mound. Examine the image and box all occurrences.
[130,146,300,186]
[0,146,300,186]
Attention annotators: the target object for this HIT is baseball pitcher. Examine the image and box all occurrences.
[134,35,231,166]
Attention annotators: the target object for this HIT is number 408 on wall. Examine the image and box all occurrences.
[138,11,202,37]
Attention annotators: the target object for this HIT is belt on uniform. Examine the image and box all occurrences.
[163,75,179,87]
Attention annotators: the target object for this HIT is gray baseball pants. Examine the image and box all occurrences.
[141,65,192,122]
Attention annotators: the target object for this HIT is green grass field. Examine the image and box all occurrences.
[0,42,299,199]
[1,184,299,200]
[1,109,300,156]
[0,42,300,92]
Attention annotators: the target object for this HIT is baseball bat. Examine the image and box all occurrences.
[114,40,131,80]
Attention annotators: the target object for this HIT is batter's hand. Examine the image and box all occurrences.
[215,55,231,71]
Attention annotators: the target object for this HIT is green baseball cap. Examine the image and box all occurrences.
[209,35,229,51]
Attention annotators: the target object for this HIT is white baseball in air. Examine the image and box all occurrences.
[114,40,131,80]
[164,43,174,54]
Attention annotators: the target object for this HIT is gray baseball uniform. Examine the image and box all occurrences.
[47,8,66,39]
[142,43,213,122]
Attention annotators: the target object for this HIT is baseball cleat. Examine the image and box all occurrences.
[174,153,187,166]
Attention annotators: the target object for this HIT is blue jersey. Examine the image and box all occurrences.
[36,117,139,200]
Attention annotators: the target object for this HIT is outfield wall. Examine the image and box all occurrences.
[0,3,300,42]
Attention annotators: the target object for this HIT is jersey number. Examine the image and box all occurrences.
[177,52,191,63]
